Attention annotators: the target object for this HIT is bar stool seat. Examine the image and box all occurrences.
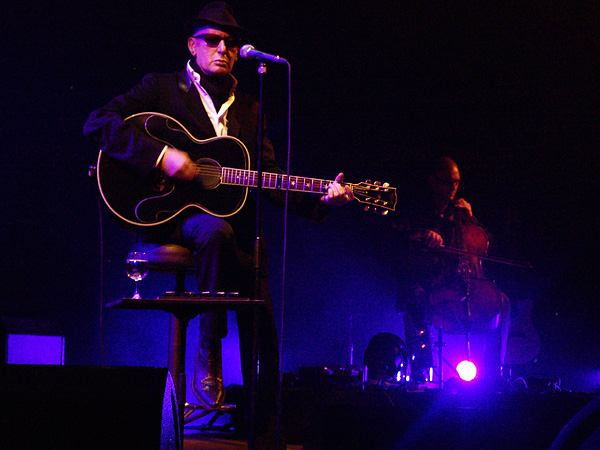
[131,242,194,272]
[131,242,195,294]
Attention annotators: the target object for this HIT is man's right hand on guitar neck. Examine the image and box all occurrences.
[160,147,198,181]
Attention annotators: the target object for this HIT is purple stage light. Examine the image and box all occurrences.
[457,360,477,381]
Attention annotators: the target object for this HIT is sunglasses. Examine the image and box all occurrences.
[193,34,241,49]
[434,176,462,189]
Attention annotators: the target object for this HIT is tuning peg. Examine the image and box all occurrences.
[364,205,370,212]
[381,210,389,216]
[374,181,382,186]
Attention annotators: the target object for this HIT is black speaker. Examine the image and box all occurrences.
[0,365,180,450]
[549,393,600,450]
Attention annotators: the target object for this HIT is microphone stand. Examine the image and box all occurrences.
[254,60,267,324]
[249,60,267,450]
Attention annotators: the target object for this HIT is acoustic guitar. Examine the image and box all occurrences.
[96,112,397,227]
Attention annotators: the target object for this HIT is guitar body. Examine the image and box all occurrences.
[97,112,251,227]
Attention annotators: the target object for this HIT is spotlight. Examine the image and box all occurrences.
[456,360,477,381]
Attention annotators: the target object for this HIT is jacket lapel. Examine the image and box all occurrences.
[177,70,217,139]
[227,105,240,138]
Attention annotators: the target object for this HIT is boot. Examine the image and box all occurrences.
[192,338,225,409]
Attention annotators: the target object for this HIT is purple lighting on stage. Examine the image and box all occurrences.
[457,360,477,381]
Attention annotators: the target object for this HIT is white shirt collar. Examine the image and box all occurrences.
[186,60,237,136]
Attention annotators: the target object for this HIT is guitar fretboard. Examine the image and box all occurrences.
[222,168,339,194]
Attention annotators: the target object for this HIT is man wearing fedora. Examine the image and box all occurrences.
[84,2,352,448]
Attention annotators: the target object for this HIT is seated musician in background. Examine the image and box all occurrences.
[84,2,353,448]
[394,156,510,386]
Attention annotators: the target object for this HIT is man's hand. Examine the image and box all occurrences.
[160,147,198,181]
[452,198,473,218]
[320,172,355,206]
[410,230,444,248]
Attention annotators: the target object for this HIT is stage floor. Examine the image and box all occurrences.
[182,383,599,450]
[183,431,302,450]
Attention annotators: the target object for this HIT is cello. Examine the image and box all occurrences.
[428,206,506,336]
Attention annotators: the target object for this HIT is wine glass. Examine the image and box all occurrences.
[126,252,149,299]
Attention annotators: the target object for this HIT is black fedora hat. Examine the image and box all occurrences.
[185,2,246,37]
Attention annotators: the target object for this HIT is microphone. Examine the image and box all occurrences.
[240,45,288,64]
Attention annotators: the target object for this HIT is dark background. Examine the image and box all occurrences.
[1,1,598,396]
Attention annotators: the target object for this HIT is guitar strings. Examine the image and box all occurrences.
[191,162,338,192]
[187,163,395,210]
[190,162,346,190]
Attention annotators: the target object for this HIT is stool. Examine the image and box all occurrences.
[109,243,263,437]
[131,243,196,431]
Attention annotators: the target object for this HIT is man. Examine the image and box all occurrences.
[395,157,509,385]
[84,2,353,448]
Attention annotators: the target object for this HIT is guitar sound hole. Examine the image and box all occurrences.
[195,158,221,190]
[151,172,169,192]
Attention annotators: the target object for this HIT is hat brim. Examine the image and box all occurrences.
[185,18,247,38]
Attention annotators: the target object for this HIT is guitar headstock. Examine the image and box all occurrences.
[353,180,397,215]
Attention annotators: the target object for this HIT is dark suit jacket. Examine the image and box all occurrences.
[84,67,329,247]
[84,69,277,176]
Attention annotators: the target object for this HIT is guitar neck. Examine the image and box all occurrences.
[221,167,339,194]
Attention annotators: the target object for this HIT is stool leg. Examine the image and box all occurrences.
[175,272,186,294]
[169,313,189,438]
[437,327,443,388]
